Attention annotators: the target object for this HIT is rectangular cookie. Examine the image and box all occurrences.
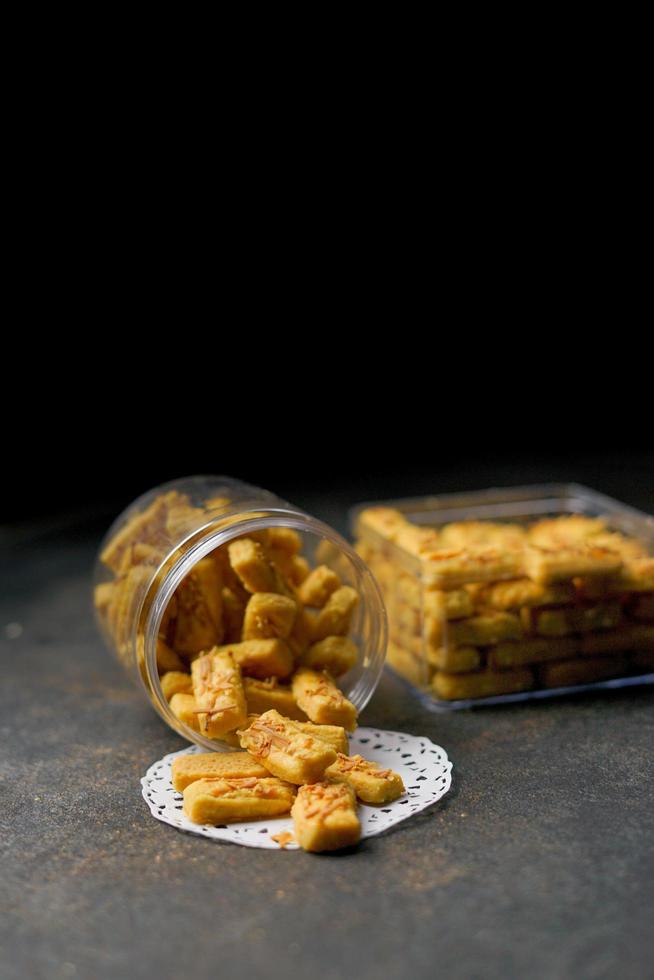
[183,776,295,824]
[172,751,270,791]
[214,639,294,680]
[532,602,622,637]
[299,637,358,677]
[291,668,358,731]
[296,566,342,607]
[420,547,524,590]
[266,527,302,555]
[439,612,523,647]
[488,636,578,669]
[466,578,576,611]
[432,667,534,701]
[243,677,308,721]
[440,521,527,550]
[356,506,417,544]
[239,710,337,784]
[169,693,202,733]
[191,648,248,738]
[524,544,622,586]
[291,782,361,852]
[290,721,349,755]
[242,593,297,640]
[424,589,474,620]
[160,670,193,700]
[427,645,482,673]
[311,587,359,640]
[325,754,405,804]
[172,557,224,656]
[228,538,282,594]
[527,515,607,548]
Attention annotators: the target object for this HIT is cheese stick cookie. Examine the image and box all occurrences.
[214,639,294,680]
[183,776,295,824]
[291,668,358,731]
[312,587,359,640]
[532,602,621,637]
[466,578,576,611]
[299,636,358,676]
[239,710,337,784]
[160,670,193,700]
[427,645,481,673]
[290,721,349,755]
[296,566,342,607]
[447,611,523,646]
[424,589,474,620]
[440,521,526,550]
[325,754,405,804]
[488,637,578,669]
[527,515,607,548]
[172,751,270,791]
[291,782,361,852]
[432,667,534,700]
[524,544,622,585]
[228,538,282,594]
[420,547,524,590]
[243,677,308,721]
[242,593,297,641]
[191,649,248,737]
[173,557,223,656]
[169,693,202,733]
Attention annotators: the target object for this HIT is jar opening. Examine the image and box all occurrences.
[141,508,387,751]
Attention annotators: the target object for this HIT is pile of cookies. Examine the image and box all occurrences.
[355,508,654,701]
[94,490,363,734]
[96,493,405,850]
[159,530,361,740]
[173,712,404,852]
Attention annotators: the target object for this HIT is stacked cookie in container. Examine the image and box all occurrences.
[354,507,654,703]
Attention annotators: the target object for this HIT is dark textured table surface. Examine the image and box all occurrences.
[2,475,654,980]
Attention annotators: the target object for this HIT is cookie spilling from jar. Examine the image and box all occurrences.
[97,513,397,850]
[161,529,360,735]
[172,715,405,852]
[95,511,363,729]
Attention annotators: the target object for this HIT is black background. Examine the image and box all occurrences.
[3,383,653,527]
[3,338,652,527]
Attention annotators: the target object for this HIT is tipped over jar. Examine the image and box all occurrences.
[93,476,387,750]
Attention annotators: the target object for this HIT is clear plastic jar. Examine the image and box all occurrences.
[93,476,387,749]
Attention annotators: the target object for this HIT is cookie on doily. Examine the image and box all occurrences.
[141,728,453,850]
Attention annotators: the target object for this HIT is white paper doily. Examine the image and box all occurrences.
[141,728,452,850]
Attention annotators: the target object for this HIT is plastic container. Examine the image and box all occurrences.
[352,483,654,710]
[94,476,387,747]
